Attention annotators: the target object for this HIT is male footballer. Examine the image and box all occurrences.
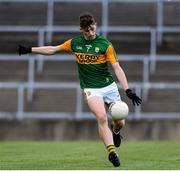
[18,13,142,167]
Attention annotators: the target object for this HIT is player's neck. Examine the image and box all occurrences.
[84,34,96,40]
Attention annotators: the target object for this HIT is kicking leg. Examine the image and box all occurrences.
[87,96,120,167]
[112,119,125,147]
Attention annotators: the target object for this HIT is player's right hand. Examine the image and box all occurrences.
[17,45,32,55]
[125,89,142,106]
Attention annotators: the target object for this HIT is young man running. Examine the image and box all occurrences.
[18,13,142,167]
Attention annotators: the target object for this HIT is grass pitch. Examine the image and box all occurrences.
[0,141,180,170]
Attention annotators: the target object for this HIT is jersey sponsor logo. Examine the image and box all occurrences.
[75,53,106,64]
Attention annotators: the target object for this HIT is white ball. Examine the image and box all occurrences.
[109,101,129,120]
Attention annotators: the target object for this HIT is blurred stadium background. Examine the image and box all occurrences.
[0,0,180,141]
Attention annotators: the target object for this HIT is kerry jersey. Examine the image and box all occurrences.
[58,34,118,89]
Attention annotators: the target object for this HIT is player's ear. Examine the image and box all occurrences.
[80,27,84,32]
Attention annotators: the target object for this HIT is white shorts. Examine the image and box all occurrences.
[83,82,121,104]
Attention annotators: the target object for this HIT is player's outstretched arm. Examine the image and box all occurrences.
[18,45,61,56]
[111,62,142,106]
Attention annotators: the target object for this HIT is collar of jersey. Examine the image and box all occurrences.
[83,34,98,42]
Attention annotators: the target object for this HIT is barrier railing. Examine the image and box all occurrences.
[0,0,177,42]
[0,25,157,73]
[0,82,180,120]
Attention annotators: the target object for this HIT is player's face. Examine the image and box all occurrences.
[81,23,97,40]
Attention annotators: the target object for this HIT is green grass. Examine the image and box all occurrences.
[0,141,180,170]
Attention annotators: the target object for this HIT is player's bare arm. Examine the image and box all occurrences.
[111,62,129,91]
[32,46,61,55]
[112,62,142,106]
[17,45,62,56]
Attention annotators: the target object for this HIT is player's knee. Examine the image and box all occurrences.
[97,113,107,125]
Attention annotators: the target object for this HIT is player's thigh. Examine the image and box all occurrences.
[87,96,106,118]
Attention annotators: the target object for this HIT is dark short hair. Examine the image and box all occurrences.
[79,13,96,29]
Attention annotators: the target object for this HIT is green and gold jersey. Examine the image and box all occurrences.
[58,34,118,89]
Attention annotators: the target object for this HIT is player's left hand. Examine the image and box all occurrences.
[17,45,32,55]
[125,89,142,106]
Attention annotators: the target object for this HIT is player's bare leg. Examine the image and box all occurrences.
[87,96,120,167]
[87,96,114,146]
[112,119,125,147]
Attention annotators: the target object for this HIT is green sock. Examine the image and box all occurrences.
[107,145,116,154]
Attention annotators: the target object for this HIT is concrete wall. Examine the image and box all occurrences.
[0,119,180,141]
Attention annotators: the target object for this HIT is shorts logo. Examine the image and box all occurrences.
[84,90,91,98]
[86,91,91,96]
